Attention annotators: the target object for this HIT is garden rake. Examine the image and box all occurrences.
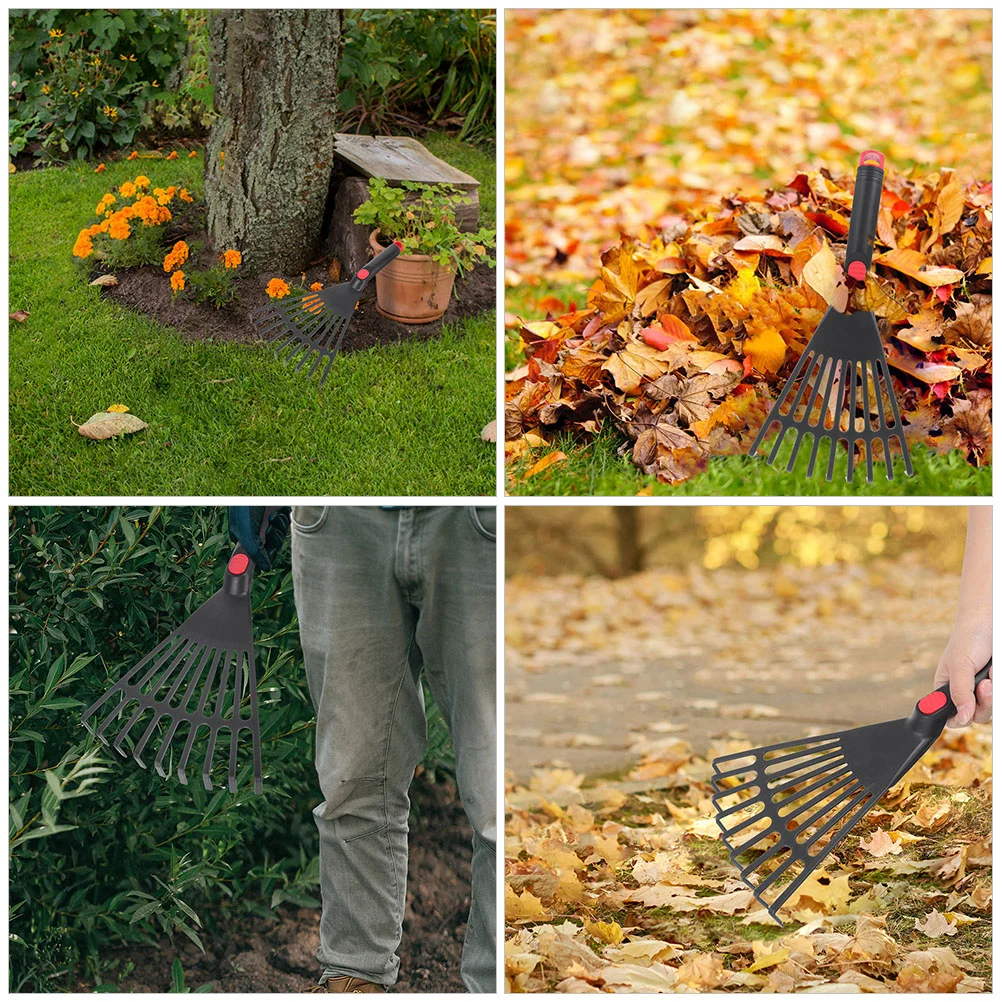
[748,151,913,482]
[81,508,282,795]
[251,240,402,388]
[711,660,991,921]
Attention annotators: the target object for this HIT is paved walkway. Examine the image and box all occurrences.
[505,558,959,780]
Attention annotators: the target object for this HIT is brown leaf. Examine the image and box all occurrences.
[521,451,568,480]
[602,340,666,393]
[90,274,119,287]
[9,309,29,322]
[76,411,148,441]
[875,248,965,287]
[480,420,497,443]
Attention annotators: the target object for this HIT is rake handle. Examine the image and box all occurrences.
[844,150,885,283]
[349,240,402,291]
[907,660,992,738]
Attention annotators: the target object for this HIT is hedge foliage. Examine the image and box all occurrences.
[9,506,454,990]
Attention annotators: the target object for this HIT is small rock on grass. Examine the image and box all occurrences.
[77,411,148,441]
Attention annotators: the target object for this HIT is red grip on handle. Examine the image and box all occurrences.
[356,268,370,280]
[228,553,249,575]
[847,260,867,281]
[393,240,403,250]
[859,150,885,169]
[917,690,947,715]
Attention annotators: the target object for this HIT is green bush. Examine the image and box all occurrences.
[147,11,217,137]
[8,9,187,161]
[339,9,495,144]
[9,507,454,991]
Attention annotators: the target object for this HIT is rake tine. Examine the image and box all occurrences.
[761,743,844,773]
[750,349,816,456]
[772,764,853,807]
[137,644,212,768]
[766,758,849,798]
[111,704,148,756]
[177,647,224,786]
[226,652,245,794]
[317,354,336,390]
[246,653,263,795]
[775,770,856,821]
[203,651,235,790]
[718,734,842,763]
[738,836,784,878]
[880,356,912,477]
[712,777,762,801]
[871,362,893,479]
[718,807,768,839]
[845,362,858,482]
[153,717,182,779]
[862,362,875,482]
[83,635,177,730]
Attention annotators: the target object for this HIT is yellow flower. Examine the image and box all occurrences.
[95,193,116,215]
[223,249,242,269]
[134,175,150,188]
[151,79,159,87]
[310,282,323,291]
[119,180,136,197]
[166,150,178,161]
[49,28,64,38]
[107,212,131,240]
[127,150,138,160]
[178,188,194,203]
[170,270,185,293]
[266,278,291,300]
[41,84,51,95]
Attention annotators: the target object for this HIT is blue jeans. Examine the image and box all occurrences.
[291,506,497,991]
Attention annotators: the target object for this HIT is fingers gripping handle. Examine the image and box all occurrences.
[908,660,992,738]
[845,150,885,283]
[350,241,402,291]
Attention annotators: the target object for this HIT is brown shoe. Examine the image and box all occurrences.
[305,976,385,993]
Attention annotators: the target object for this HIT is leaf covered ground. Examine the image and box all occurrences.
[506,730,991,993]
[504,10,992,491]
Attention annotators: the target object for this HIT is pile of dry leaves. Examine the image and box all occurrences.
[505,727,991,993]
[505,166,991,484]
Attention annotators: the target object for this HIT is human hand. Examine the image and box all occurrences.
[933,621,992,727]
[227,506,291,571]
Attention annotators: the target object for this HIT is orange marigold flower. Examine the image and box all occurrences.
[170,270,185,293]
[189,150,198,158]
[266,278,291,300]
[134,174,151,188]
[178,187,194,203]
[94,163,106,173]
[310,282,323,291]
[127,150,139,160]
[107,212,131,240]
[72,231,94,258]
[119,180,136,197]
[166,150,178,161]
[223,249,242,269]
[163,240,190,272]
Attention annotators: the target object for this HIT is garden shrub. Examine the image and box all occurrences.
[339,9,496,144]
[8,9,187,161]
[147,11,217,137]
[9,507,454,990]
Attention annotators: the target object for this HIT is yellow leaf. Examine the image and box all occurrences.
[935,177,965,236]
[505,884,550,921]
[634,278,672,316]
[748,946,790,972]
[801,241,847,309]
[602,341,666,393]
[975,256,992,276]
[726,267,760,305]
[583,919,625,945]
[106,404,130,414]
[743,327,786,374]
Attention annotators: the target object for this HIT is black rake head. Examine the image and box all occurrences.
[82,561,263,795]
[711,717,932,921]
[748,309,914,483]
[251,283,361,390]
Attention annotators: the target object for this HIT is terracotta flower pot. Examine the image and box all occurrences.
[368,230,455,324]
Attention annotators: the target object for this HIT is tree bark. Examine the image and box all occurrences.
[204,9,341,273]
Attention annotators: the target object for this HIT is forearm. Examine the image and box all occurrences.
[954,507,992,628]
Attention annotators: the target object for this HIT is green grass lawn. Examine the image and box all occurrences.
[10,135,495,496]
[505,284,991,497]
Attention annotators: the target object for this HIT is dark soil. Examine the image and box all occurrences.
[79,779,473,993]
[98,241,495,351]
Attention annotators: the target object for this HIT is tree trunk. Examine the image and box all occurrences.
[204,9,341,273]
[613,507,644,576]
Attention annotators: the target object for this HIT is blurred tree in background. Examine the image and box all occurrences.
[9,506,453,991]
[506,506,970,579]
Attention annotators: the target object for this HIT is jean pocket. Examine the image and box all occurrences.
[468,506,497,542]
[292,505,329,534]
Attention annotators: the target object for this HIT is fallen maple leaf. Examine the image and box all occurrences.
[76,411,148,441]
[521,451,567,481]
[9,309,29,322]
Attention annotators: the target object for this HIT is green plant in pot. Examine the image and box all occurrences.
[353,178,495,323]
